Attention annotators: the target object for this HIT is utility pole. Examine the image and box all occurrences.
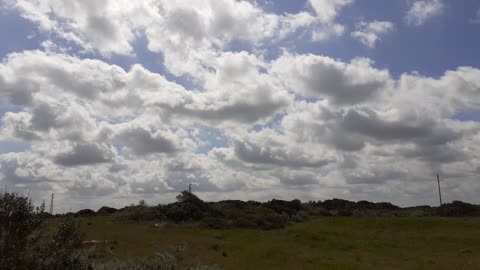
[188,183,192,194]
[437,174,443,206]
[49,193,54,215]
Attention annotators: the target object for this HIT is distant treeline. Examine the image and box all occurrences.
[53,191,480,230]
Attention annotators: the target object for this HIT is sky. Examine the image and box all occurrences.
[1,0,480,212]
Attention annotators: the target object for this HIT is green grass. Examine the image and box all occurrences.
[66,217,480,270]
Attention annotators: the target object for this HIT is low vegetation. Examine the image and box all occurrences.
[0,192,219,270]
[2,191,480,269]
[72,215,480,270]
[92,191,480,230]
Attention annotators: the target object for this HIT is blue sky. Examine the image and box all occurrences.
[266,0,480,77]
[1,0,480,210]
[3,1,480,79]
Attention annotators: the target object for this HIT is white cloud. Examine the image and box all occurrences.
[5,0,352,73]
[53,143,117,167]
[2,49,480,209]
[0,50,290,208]
[308,0,353,24]
[0,50,289,129]
[5,0,320,76]
[1,1,480,209]
[312,23,345,41]
[406,0,444,26]
[271,52,392,105]
[230,129,337,169]
[351,20,394,48]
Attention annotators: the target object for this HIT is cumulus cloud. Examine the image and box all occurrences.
[5,0,135,56]
[274,170,321,186]
[0,49,289,208]
[351,20,394,48]
[271,53,392,105]
[54,143,116,166]
[341,108,460,144]
[5,0,323,76]
[308,0,353,24]
[312,23,345,41]
[0,152,54,187]
[4,0,354,76]
[115,127,177,156]
[231,129,335,169]
[406,0,444,26]
[2,47,480,209]
[1,1,480,210]
[0,50,290,129]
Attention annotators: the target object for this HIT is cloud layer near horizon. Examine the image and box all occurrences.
[1,0,480,211]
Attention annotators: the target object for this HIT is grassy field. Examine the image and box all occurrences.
[64,217,480,270]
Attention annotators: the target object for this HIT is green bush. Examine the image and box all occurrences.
[437,201,479,217]
[114,205,162,222]
[96,206,117,215]
[0,192,91,270]
[75,209,96,217]
[165,192,208,223]
[0,193,45,270]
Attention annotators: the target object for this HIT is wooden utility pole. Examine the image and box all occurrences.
[49,193,54,214]
[437,174,443,206]
[188,183,192,194]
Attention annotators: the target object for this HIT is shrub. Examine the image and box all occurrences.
[114,205,161,222]
[33,218,90,270]
[0,192,92,270]
[0,193,45,270]
[320,199,356,211]
[75,209,96,217]
[437,201,479,217]
[97,206,117,215]
[266,199,302,217]
[165,191,208,223]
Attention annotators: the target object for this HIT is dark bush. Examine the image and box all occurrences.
[0,193,89,270]
[97,206,117,215]
[320,199,356,211]
[36,218,89,270]
[75,209,96,217]
[437,201,479,217]
[201,217,230,229]
[374,202,400,210]
[0,193,45,270]
[114,205,161,222]
[165,191,208,223]
[266,199,303,217]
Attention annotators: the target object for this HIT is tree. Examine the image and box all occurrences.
[0,192,45,270]
[166,191,208,222]
[0,192,89,270]
[176,191,203,205]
